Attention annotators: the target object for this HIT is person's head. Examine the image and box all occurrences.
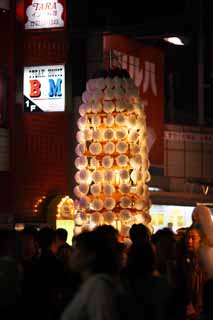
[38,227,55,251]
[19,226,39,259]
[167,222,173,230]
[70,230,120,278]
[185,226,202,253]
[152,227,176,258]
[129,223,150,245]
[56,228,68,243]
[94,224,119,245]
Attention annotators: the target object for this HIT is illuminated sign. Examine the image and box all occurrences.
[165,131,213,144]
[25,0,65,30]
[24,64,65,112]
[103,35,164,167]
[150,205,194,232]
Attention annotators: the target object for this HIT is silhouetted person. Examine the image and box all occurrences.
[129,223,150,245]
[61,230,121,320]
[0,230,22,319]
[177,226,207,319]
[55,228,72,263]
[55,228,81,313]
[120,241,172,320]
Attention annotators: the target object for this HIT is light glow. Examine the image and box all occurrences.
[164,37,184,46]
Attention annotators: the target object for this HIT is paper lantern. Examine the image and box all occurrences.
[90,184,101,196]
[103,211,115,224]
[104,197,116,210]
[103,184,115,196]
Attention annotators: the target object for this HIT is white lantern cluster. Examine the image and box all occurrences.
[74,72,151,237]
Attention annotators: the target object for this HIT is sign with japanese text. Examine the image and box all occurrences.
[150,204,193,232]
[24,64,65,112]
[103,35,164,167]
[164,131,213,143]
[25,0,65,30]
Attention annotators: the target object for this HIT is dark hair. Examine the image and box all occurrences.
[152,227,175,245]
[56,228,68,242]
[94,224,119,244]
[185,225,204,240]
[129,223,150,244]
[38,227,55,250]
[75,230,120,275]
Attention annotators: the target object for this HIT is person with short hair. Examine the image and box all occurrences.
[129,223,150,245]
[60,230,121,320]
[179,226,207,319]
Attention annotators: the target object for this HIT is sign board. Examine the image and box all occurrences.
[150,204,194,232]
[103,35,164,168]
[24,64,65,112]
[25,0,65,30]
[165,131,213,143]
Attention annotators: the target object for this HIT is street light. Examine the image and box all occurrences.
[164,36,184,46]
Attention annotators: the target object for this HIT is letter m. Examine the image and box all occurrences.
[48,78,62,97]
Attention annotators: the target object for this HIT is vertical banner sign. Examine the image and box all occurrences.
[103,35,164,168]
[25,0,65,30]
[24,64,65,112]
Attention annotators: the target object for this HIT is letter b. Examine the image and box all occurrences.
[29,80,41,97]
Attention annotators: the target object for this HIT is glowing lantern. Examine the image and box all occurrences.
[74,69,151,236]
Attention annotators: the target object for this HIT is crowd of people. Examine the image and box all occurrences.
[0,208,213,320]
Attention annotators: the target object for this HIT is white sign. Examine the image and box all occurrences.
[150,204,194,232]
[25,0,64,30]
[164,131,213,143]
[24,65,65,112]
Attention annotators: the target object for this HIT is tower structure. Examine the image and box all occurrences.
[74,69,151,237]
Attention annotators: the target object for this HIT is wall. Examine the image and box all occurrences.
[11,2,72,221]
[164,124,213,193]
[13,112,70,218]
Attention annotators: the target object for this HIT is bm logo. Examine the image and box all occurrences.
[29,78,62,97]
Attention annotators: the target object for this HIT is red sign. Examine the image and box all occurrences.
[103,35,165,167]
